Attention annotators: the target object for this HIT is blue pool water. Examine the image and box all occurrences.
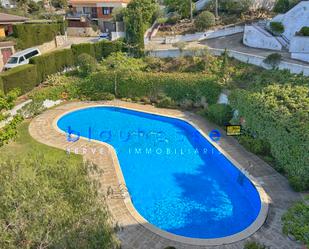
[57,107,261,239]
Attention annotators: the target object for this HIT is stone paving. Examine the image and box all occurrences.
[28,101,302,249]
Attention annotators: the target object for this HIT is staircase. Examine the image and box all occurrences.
[276,34,290,50]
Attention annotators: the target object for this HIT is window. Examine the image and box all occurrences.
[7,57,18,64]
[83,7,92,14]
[19,56,25,63]
[102,7,113,15]
[25,50,39,59]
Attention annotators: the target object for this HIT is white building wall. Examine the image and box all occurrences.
[276,1,309,40]
[243,25,282,50]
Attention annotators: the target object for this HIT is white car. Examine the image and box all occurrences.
[4,48,41,71]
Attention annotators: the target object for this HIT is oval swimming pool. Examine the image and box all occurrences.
[57,106,262,239]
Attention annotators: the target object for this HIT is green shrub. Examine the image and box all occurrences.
[263,53,282,68]
[13,22,65,49]
[72,40,124,61]
[156,96,175,108]
[0,115,23,147]
[0,147,119,248]
[244,241,268,249]
[78,71,221,104]
[220,0,252,15]
[206,103,233,126]
[166,13,181,24]
[273,0,290,13]
[0,64,38,94]
[269,22,285,35]
[30,49,74,82]
[94,39,124,60]
[238,135,271,155]
[71,42,96,59]
[195,11,216,31]
[282,201,309,247]
[77,53,97,76]
[298,26,309,36]
[230,85,309,191]
[89,92,115,101]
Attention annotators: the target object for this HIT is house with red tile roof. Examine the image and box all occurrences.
[67,0,130,34]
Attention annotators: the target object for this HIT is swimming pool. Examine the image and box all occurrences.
[57,106,262,240]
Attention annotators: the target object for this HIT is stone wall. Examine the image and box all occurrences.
[67,27,98,37]
[37,35,67,53]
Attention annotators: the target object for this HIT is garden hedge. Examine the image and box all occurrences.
[0,64,37,94]
[30,49,74,82]
[230,85,309,191]
[72,39,124,61]
[13,22,65,49]
[80,71,221,104]
[0,40,124,95]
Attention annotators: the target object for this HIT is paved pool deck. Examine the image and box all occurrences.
[29,101,302,249]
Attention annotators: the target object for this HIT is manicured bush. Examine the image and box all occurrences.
[0,64,38,94]
[206,103,233,126]
[230,85,309,191]
[71,42,96,59]
[282,201,309,247]
[298,26,309,36]
[13,22,65,49]
[0,40,123,97]
[195,11,216,31]
[263,53,282,68]
[93,39,124,60]
[78,71,221,105]
[72,39,124,61]
[270,22,285,35]
[30,49,74,82]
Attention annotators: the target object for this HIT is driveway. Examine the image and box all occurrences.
[201,33,309,66]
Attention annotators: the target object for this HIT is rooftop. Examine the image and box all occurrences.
[0,13,28,24]
[68,0,130,4]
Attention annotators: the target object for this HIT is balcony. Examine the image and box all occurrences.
[66,12,98,20]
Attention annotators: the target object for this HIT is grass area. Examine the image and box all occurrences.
[0,121,119,249]
[0,121,79,161]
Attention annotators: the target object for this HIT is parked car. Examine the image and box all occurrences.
[98,32,110,41]
[3,48,41,70]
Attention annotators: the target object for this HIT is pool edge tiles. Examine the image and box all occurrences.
[53,104,270,246]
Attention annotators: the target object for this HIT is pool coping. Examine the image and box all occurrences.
[48,102,270,246]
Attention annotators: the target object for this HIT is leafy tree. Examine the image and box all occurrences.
[0,152,119,249]
[195,11,216,31]
[100,52,146,96]
[220,0,252,15]
[77,53,97,76]
[164,0,192,18]
[51,0,68,8]
[273,0,290,13]
[124,0,158,56]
